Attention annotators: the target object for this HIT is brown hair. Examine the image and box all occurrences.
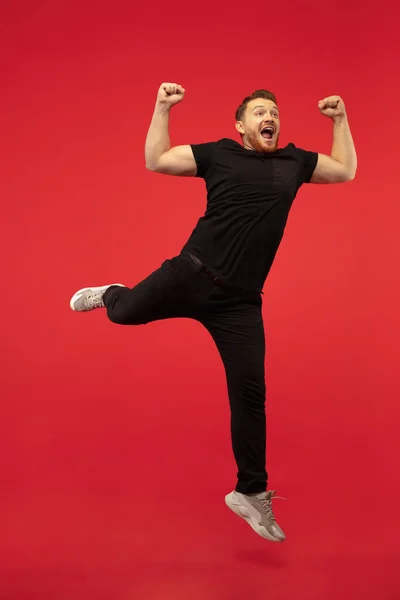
[235,89,278,121]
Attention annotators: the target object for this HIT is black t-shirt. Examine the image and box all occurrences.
[181,137,318,292]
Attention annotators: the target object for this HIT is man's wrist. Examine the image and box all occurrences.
[154,102,171,116]
[332,114,347,126]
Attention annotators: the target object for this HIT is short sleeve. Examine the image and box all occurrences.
[293,146,319,185]
[190,142,218,178]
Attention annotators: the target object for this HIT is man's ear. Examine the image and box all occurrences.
[235,120,245,135]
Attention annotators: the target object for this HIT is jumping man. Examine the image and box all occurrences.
[70,83,357,542]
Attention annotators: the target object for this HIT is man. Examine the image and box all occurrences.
[70,83,357,542]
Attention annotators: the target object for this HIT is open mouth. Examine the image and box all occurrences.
[261,126,275,140]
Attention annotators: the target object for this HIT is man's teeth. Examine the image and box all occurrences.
[261,127,274,139]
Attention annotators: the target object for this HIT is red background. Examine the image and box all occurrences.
[1,1,400,598]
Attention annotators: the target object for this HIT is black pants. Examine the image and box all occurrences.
[103,252,268,494]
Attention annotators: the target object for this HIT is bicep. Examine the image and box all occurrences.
[310,153,353,184]
[150,145,197,177]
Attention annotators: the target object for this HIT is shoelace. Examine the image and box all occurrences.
[259,490,286,522]
[86,291,104,310]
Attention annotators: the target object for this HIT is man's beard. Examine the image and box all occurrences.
[245,130,279,154]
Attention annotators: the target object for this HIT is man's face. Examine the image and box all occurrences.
[236,98,280,153]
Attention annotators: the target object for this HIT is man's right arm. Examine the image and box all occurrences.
[145,82,197,177]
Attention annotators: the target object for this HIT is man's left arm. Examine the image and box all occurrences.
[310,96,357,184]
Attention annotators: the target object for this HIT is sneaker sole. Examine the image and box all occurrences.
[225,492,283,542]
[69,285,124,311]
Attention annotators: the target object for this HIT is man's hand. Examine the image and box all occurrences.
[311,94,356,183]
[156,82,185,108]
[318,95,346,121]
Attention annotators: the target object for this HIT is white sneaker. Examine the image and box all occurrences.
[225,490,286,542]
[70,285,124,312]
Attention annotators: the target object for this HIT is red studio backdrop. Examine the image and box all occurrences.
[1,1,399,599]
